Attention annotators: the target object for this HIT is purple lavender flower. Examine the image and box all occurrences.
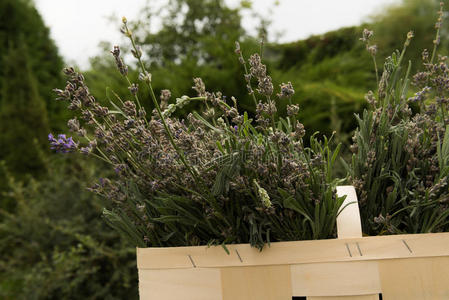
[114,164,127,175]
[48,133,78,153]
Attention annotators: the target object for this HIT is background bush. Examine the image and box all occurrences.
[0,0,66,206]
[0,157,138,300]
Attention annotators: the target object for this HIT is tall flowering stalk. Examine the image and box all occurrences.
[50,17,344,249]
[348,2,449,235]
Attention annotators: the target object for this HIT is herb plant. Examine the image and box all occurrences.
[50,18,344,249]
[348,3,449,235]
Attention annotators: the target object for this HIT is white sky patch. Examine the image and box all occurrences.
[34,0,399,69]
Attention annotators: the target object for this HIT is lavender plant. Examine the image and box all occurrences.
[348,2,449,235]
[50,18,344,249]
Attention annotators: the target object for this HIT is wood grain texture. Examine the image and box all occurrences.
[336,186,362,239]
[291,261,381,296]
[379,257,449,300]
[308,295,379,300]
[221,265,292,300]
[137,232,449,269]
[138,268,222,300]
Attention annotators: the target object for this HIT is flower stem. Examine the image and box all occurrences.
[124,23,205,189]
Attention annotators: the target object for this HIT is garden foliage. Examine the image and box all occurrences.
[0,40,49,175]
[0,0,65,127]
[0,0,66,199]
[0,40,50,209]
[0,157,138,300]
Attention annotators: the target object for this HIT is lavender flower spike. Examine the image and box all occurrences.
[48,133,78,153]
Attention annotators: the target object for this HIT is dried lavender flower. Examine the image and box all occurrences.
[138,71,152,83]
[111,46,128,76]
[367,45,377,56]
[277,82,295,99]
[286,104,299,116]
[67,117,80,132]
[159,89,171,110]
[123,101,137,116]
[192,78,206,97]
[131,45,142,59]
[360,28,373,42]
[364,91,377,107]
[128,83,138,96]
[408,86,431,103]
[248,53,273,97]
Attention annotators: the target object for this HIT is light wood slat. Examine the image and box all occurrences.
[379,257,449,300]
[291,261,381,296]
[308,295,379,300]
[138,268,222,300]
[336,186,362,239]
[137,232,449,269]
[221,265,292,300]
[316,188,379,300]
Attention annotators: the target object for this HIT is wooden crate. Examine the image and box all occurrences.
[137,186,449,300]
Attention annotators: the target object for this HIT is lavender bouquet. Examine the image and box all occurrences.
[348,3,449,235]
[50,18,344,250]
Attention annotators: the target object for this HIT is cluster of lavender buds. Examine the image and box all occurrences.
[111,46,128,76]
[408,86,431,103]
[48,133,77,153]
[248,53,273,97]
[277,82,295,99]
[360,29,377,56]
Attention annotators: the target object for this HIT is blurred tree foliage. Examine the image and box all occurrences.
[0,0,67,200]
[0,0,66,128]
[0,157,138,300]
[0,40,50,209]
[372,0,449,68]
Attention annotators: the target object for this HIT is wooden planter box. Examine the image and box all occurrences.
[137,186,449,300]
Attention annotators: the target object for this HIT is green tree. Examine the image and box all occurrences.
[0,0,65,129]
[371,0,449,70]
[0,40,50,200]
[0,157,138,299]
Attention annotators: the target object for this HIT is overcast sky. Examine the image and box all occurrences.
[34,0,399,68]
